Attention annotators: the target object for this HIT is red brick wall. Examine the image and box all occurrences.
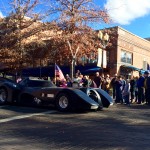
[108,26,150,77]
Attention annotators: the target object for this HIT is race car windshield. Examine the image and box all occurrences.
[19,78,56,87]
[27,80,55,87]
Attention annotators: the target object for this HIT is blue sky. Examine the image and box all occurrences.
[1,0,150,38]
[94,0,150,38]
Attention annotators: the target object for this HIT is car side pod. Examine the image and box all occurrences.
[95,88,113,108]
[79,88,103,110]
[73,89,99,110]
[86,88,103,110]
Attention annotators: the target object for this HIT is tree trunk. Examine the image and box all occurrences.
[70,57,75,79]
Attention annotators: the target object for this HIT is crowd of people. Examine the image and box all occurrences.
[55,70,150,106]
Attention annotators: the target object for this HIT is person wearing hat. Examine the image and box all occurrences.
[144,71,150,104]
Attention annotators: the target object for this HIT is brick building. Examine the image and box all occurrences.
[105,26,150,78]
[33,26,150,79]
[1,22,149,79]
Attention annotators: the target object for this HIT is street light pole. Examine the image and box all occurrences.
[97,30,109,74]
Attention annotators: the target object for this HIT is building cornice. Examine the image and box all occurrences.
[117,26,150,44]
[118,35,150,52]
[116,26,150,52]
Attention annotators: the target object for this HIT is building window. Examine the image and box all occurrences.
[143,60,148,70]
[81,55,88,65]
[77,51,110,66]
[77,52,98,65]
[88,52,97,64]
[121,50,132,64]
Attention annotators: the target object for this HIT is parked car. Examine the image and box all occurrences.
[0,77,113,111]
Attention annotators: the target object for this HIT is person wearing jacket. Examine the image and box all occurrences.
[122,79,130,105]
[103,74,111,94]
[93,72,102,88]
[110,74,117,99]
[144,71,150,105]
[130,76,136,103]
[137,72,145,104]
[115,76,123,104]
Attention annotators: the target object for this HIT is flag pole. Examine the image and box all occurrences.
[54,63,56,84]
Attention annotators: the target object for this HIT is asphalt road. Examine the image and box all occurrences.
[0,104,150,150]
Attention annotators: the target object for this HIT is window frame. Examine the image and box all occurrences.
[121,50,133,64]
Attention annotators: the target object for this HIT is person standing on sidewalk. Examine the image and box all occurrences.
[115,76,123,104]
[103,74,111,94]
[122,79,130,105]
[130,76,136,103]
[146,73,150,105]
[110,74,117,99]
[137,72,145,104]
[144,71,150,105]
[93,72,102,88]
[134,76,139,103]
[65,74,72,87]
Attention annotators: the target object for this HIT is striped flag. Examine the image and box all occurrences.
[97,48,107,68]
[103,50,107,68]
[55,64,65,81]
[97,48,102,67]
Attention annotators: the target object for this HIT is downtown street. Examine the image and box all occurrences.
[0,104,150,150]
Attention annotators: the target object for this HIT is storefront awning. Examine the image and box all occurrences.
[82,67,101,74]
[121,65,140,71]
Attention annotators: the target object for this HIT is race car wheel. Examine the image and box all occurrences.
[56,93,70,111]
[0,88,8,104]
[86,89,103,109]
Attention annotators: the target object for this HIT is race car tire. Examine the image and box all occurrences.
[56,93,71,111]
[0,88,8,104]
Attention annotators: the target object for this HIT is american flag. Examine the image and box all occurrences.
[55,64,65,81]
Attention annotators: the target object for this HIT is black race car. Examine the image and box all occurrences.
[0,77,113,111]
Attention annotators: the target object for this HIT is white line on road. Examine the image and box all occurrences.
[0,110,57,123]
